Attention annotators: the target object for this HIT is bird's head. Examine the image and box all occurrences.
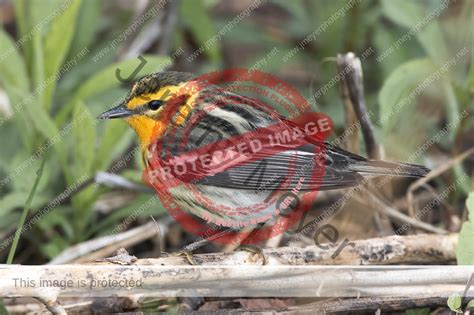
[98,71,195,150]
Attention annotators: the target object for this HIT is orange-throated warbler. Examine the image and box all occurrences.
[98,71,429,252]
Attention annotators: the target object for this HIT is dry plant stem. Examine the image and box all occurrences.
[337,53,393,234]
[336,52,381,160]
[281,296,449,313]
[419,182,458,231]
[0,234,460,299]
[149,215,163,255]
[3,296,449,314]
[5,302,46,313]
[1,295,454,314]
[119,0,165,59]
[95,233,455,265]
[337,54,360,154]
[122,18,162,59]
[95,172,153,193]
[361,189,447,234]
[407,147,474,217]
[34,296,66,315]
[48,221,163,264]
[121,0,179,58]
[420,182,456,215]
[157,0,180,54]
[6,300,93,314]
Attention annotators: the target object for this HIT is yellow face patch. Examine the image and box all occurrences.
[126,85,183,110]
[124,81,201,149]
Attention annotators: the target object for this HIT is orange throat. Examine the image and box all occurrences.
[125,116,164,153]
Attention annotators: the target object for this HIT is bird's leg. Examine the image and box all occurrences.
[234,222,266,265]
[174,228,235,265]
[174,223,267,265]
[175,250,198,265]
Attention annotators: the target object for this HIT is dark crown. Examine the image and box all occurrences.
[127,71,195,101]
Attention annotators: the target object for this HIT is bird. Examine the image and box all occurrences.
[98,71,430,249]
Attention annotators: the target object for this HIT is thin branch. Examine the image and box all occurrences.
[157,0,180,54]
[281,296,450,313]
[0,236,466,298]
[337,55,360,154]
[34,296,66,315]
[53,233,456,266]
[407,147,474,217]
[95,171,154,193]
[48,220,170,264]
[361,188,448,234]
[337,52,381,159]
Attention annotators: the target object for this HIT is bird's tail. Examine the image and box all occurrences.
[348,160,430,178]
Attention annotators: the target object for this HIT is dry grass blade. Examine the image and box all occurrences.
[281,296,449,313]
[48,220,167,264]
[336,52,381,160]
[337,53,360,154]
[407,147,474,217]
[361,188,448,234]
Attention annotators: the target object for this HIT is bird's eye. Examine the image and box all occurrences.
[148,100,163,110]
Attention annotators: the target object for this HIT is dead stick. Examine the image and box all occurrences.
[2,262,471,298]
[337,52,381,160]
[34,296,66,315]
[60,233,455,266]
[337,55,360,154]
[281,296,449,313]
[48,220,164,264]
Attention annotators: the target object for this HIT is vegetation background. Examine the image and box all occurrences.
[0,0,472,312]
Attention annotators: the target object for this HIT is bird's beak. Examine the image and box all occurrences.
[97,103,134,120]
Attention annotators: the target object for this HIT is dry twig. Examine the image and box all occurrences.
[407,147,474,217]
[280,296,449,313]
[48,220,169,264]
[49,233,457,266]
[361,189,448,234]
[336,52,381,160]
[35,296,66,315]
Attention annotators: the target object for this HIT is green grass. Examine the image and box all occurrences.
[0,299,8,315]
[6,155,46,264]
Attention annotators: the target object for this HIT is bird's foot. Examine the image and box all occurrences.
[174,250,199,265]
[236,245,266,265]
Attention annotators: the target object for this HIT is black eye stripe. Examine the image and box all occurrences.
[148,100,163,110]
